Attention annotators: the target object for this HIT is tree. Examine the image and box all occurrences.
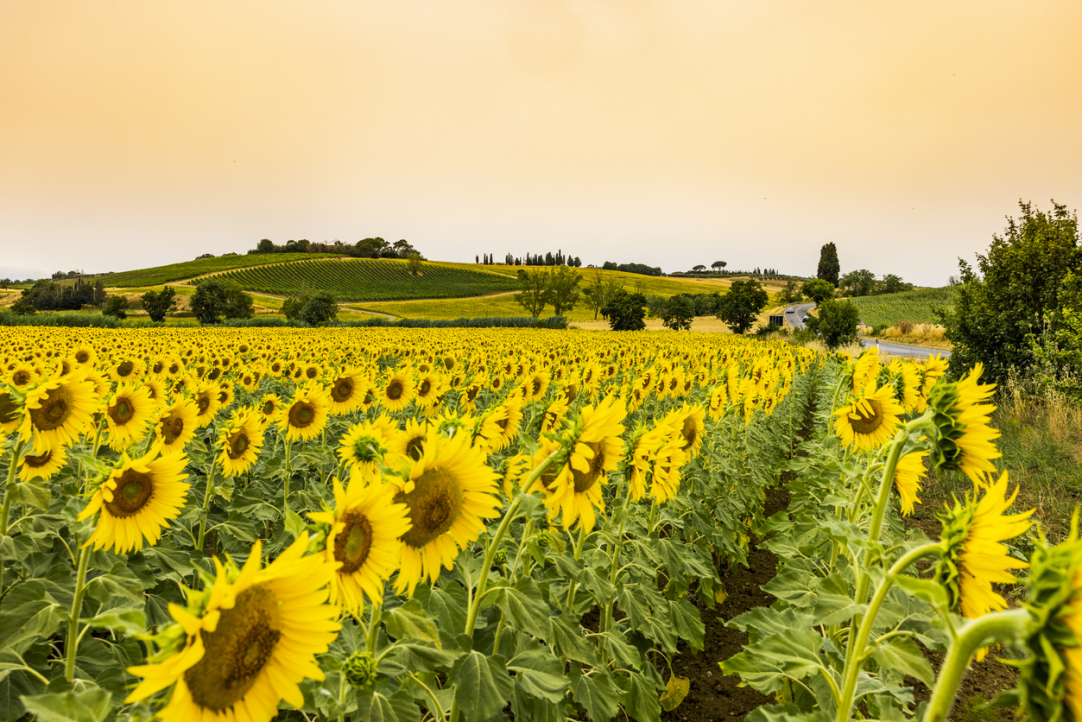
[299,291,339,326]
[584,270,621,320]
[661,295,695,331]
[93,279,106,306]
[190,278,254,325]
[515,269,551,318]
[0,279,8,289]
[601,290,647,331]
[781,279,803,303]
[801,279,835,304]
[692,264,706,273]
[839,269,876,297]
[102,295,129,320]
[407,252,423,276]
[817,242,840,285]
[141,286,177,322]
[10,297,35,315]
[257,239,274,253]
[941,200,1081,382]
[805,299,860,350]
[879,274,911,295]
[354,238,388,258]
[716,279,768,334]
[712,261,726,273]
[547,265,582,316]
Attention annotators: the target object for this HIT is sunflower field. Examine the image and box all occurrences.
[0,328,1080,722]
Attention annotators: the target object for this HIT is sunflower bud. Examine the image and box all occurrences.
[344,651,378,687]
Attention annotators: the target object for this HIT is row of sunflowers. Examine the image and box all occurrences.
[0,327,1079,722]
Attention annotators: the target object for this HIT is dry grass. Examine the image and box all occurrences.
[871,321,953,351]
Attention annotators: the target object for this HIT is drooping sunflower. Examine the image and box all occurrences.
[338,416,396,483]
[833,381,905,451]
[18,444,68,482]
[624,426,664,503]
[650,432,688,505]
[18,372,98,452]
[79,446,190,554]
[484,398,524,453]
[851,346,881,392]
[934,471,1033,622]
[708,384,728,419]
[217,409,264,477]
[893,450,928,517]
[125,534,340,722]
[284,384,329,443]
[662,403,706,457]
[544,395,627,533]
[381,372,415,413]
[392,431,502,596]
[190,381,222,428]
[105,384,155,452]
[154,400,199,454]
[310,478,411,614]
[327,369,367,416]
[926,362,1001,483]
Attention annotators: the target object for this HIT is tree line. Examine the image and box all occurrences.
[476,251,583,267]
[249,237,423,260]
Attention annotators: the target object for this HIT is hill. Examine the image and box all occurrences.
[96,253,335,287]
[848,287,956,327]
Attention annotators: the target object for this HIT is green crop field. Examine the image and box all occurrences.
[848,287,956,326]
[217,258,520,301]
[97,253,334,287]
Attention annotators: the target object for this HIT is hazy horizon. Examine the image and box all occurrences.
[3,1,1081,286]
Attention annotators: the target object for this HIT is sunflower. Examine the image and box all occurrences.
[143,376,169,407]
[392,431,502,596]
[624,426,663,503]
[71,345,96,368]
[218,409,264,477]
[381,372,415,413]
[125,534,340,721]
[524,371,549,403]
[390,418,428,464]
[105,384,155,452]
[662,403,706,457]
[414,374,442,410]
[107,356,145,385]
[893,450,928,516]
[18,372,98,453]
[310,478,411,614]
[284,384,329,443]
[327,370,367,416]
[79,446,190,554]
[0,389,20,436]
[257,393,285,427]
[18,444,68,482]
[540,396,569,435]
[926,362,1001,483]
[833,381,905,451]
[544,395,627,533]
[934,471,1033,622]
[852,346,881,392]
[460,382,482,412]
[484,398,524,453]
[154,400,199,454]
[650,432,688,505]
[191,381,222,428]
[7,363,35,389]
[708,384,728,419]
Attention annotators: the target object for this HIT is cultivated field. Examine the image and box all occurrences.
[848,286,956,326]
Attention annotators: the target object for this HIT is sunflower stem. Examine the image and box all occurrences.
[196,456,218,553]
[407,672,448,722]
[283,437,293,513]
[0,439,27,598]
[64,544,91,681]
[923,609,1029,722]
[835,542,944,722]
[365,604,382,655]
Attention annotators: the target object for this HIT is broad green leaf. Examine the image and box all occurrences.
[619,670,661,722]
[82,609,146,636]
[283,508,307,540]
[7,478,50,511]
[20,688,113,722]
[746,702,831,722]
[384,599,441,645]
[658,674,689,712]
[549,615,598,666]
[872,637,934,687]
[0,582,66,655]
[891,573,950,608]
[494,577,551,642]
[727,607,815,638]
[668,599,705,652]
[507,648,568,703]
[451,651,514,722]
[570,666,620,722]
[354,688,402,722]
[383,641,462,674]
[600,632,643,671]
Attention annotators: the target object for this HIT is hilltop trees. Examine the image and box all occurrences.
[716,279,768,334]
[712,261,726,273]
[817,243,840,285]
[839,269,876,297]
[584,270,623,320]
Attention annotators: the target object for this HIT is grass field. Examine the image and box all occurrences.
[97,253,336,287]
[848,287,956,326]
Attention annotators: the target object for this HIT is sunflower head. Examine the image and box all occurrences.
[926,363,1001,483]
[284,384,329,443]
[18,372,98,453]
[832,381,904,451]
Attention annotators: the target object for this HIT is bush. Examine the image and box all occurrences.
[806,299,860,350]
[102,295,129,320]
[661,296,694,331]
[141,287,177,322]
[190,278,255,325]
[716,279,768,334]
[601,290,647,331]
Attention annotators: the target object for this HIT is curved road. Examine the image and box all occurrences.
[783,303,950,359]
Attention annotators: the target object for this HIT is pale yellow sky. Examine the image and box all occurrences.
[2,1,1080,285]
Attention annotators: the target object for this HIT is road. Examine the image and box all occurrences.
[782,302,950,359]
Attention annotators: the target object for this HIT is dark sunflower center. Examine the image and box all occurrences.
[75,351,90,363]
[109,398,134,425]
[218,390,229,404]
[105,469,154,518]
[12,370,30,386]
[419,379,431,396]
[466,387,479,402]
[405,435,424,461]
[228,431,250,459]
[288,402,315,428]
[262,401,275,415]
[850,401,885,435]
[116,360,134,377]
[304,367,317,379]
[331,378,354,403]
[572,441,606,493]
[334,511,374,574]
[184,586,281,713]
[197,395,211,414]
[208,368,222,381]
[152,361,164,374]
[30,385,73,431]
[531,378,542,395]
[0,392,18,424]
[386,380,404,401]
[396,468,464,548]
[162,415,185,444]
[23,450,53,468]
[169,363,180,374]
[680,418,698,450]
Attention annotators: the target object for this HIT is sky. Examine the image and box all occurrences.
[2,1,1081,286]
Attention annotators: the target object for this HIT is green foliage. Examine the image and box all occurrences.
[140,286,177,322]
[848,287,957,327]
[406,253,422,276]
[282,290,339,326]
[805,299,859,350]
[515,269,550,318]
[816,242,840,285]
[102,253,332,287]
[717,279,768,334]
[584,270,623,320]
[601,289,647,330]
[101,295,129,320]
[781,279,803,304]
[838,268,875,297]
[941,200,1080,382]
[547,266,582,317]
[1028,271,1082,401]
[221,259,517,302]
[10,297,36,316]
[801,279,834,304]
[661,295,694,331]
[190,278,255,325]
